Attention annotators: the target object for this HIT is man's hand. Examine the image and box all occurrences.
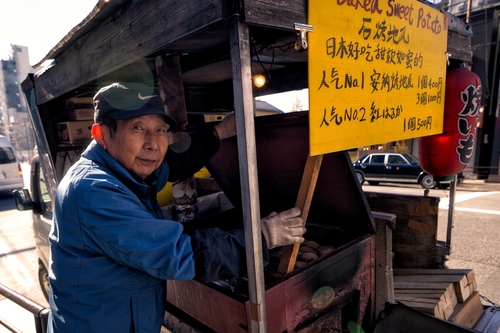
[214,114,236,140]
[261,207,305,249]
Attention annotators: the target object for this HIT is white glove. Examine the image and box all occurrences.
[261,207,305,249]
[214,114,236,140]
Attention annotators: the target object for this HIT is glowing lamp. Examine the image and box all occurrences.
[253,74,266,88]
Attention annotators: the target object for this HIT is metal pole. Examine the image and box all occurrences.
[446,174,457,252]
[229,16,267,333]
[465,0,472,23]
[0,283,48,333]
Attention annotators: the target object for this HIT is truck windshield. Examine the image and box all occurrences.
[0,147,16,164]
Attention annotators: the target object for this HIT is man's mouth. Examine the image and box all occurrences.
[138,158,157,165]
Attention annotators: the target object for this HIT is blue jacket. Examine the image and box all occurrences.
[48,128,266,333]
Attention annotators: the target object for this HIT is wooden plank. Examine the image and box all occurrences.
[394,268,474,276]
[395,290,448,297]
[398,300,446,319]
[394,269,477,294]
[373,211,396,319]
[244,0,306,30]
[395,282,457,302]
[394,282,453,290]
[396,289,457,308]
[278,154,323,274]
[395,289,446,297]
[394,292,457,308]
[393,268,476,288]
[394,274,469,301]
[448,291,484,328]
[393,274,467,284]
[396,288,458,318]
[395,293,456,320]
[394,288,450,293]
[447,30,473,63]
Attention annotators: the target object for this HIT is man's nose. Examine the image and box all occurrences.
[144,132,160,150]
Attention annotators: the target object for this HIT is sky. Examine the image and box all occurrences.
[0,0,97,65]
[0,0,308,111]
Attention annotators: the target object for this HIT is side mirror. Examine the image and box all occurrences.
[14,189,33,211]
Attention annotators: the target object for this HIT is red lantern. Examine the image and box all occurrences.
[418,68,482,177]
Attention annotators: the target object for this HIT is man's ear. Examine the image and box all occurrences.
[91,124,104,142]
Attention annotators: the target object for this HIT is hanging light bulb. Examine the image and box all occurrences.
[253,74,266,88]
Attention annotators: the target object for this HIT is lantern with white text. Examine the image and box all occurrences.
[418,68,482,177]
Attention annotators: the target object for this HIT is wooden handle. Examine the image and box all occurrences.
[277,154,323,274]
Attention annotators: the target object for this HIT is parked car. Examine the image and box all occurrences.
[0,135,25,192]
[353,152,449,189]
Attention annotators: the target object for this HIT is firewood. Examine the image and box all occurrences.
[448,291,483,328]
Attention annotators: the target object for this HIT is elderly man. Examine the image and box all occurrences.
[47,82,305,333]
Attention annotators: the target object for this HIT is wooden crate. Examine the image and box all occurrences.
[365,193,440,268]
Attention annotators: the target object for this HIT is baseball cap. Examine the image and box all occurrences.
[93,82,177,128]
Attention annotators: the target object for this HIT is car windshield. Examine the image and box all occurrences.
[403,154,419,165]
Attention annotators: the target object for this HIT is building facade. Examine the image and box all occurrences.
[0,44,35,159]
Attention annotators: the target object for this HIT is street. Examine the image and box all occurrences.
[0,163,499,332]
[362,180,500,308]
[0,194,43,307]
[0,163,48,333]
[0,193,44,307]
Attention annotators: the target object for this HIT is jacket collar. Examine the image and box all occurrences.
[81,140,170,194]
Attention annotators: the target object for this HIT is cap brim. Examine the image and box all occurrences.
[109,107,177,128]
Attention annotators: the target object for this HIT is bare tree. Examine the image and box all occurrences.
[291,95,303,112]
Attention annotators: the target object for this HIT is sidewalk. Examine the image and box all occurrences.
[0,297,40,333]
[457,178,500,192]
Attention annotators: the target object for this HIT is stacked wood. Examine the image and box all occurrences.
[394,268,483,328]
[365,193,440,268]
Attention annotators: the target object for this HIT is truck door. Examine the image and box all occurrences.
[31,157,53,300]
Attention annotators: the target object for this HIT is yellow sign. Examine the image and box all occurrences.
[308,0,448,155]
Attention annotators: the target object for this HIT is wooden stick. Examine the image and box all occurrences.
[277,154,323,274]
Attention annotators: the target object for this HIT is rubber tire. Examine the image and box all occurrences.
[420,174,437,189]
[38,262,50,301]
[356,172,365,185]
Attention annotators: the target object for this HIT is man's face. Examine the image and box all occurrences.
[102,114,169,179]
